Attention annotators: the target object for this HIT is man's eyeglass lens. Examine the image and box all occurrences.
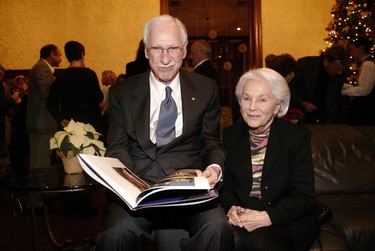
[149,47,182,57]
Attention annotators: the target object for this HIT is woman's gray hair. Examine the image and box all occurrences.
[235,68,290,117]
[143,14,188,51]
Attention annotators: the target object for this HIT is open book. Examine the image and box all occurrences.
[78,154,218,211]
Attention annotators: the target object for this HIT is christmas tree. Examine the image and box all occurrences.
[325,0,374,85]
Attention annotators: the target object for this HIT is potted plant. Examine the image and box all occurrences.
[50,120,106,174]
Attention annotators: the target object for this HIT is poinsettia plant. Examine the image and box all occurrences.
[50,120,106,157]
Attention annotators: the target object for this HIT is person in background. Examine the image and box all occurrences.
[0,64,12,171]
[26,45,61,207]
[341,37,375,125]
[26,44,62,169]
[116,73,126,83]
[99,70,117,144]
[1,68,22,169]
[189,39,220,85]
[47,40,103,134]
[265,53,297,84]
[47,41,103,217]
[100,70,117,117]
[96,14,233,251]
[9,75,29,172]
[0,65,6,160]
[290,45,349,124]
[219,68,319,251]
[125,40,149,78]
[265,53,304,124]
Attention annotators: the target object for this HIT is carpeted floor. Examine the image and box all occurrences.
[0,181,107,251]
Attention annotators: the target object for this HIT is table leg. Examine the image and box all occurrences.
[11,192,66,249]
[11,192,38,251]
[8,187,98,250]
[43,202,64,248]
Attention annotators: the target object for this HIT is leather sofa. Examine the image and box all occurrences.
[307,124,375,251]
[155,124,375,251]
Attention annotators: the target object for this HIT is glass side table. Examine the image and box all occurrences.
[3,166,97,251]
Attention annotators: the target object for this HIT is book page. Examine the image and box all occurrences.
[112,167,150,191]
[150,169,210,190]
[78,154,147,209]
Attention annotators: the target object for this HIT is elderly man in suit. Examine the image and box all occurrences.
[96,15,233,251]
[26,44,62,169]
[189,39,220,85]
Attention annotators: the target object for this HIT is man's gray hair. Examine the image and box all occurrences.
[194,39,212,57]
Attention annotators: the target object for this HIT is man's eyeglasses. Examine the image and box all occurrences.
[148,47,183,57]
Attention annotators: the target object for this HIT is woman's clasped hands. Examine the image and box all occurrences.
[226,205,272,232]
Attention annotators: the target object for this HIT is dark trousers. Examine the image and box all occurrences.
[96,200,234,251]
[233,224,296,251]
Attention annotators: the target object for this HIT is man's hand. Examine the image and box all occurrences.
[203,165,221,188]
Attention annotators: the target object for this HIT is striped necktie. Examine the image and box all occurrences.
[156,86,177,147]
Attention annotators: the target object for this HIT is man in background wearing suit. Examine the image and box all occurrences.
[290,45,349,124]
[190,39,220,85]
[26,44,62,170]
[96,15,233,251]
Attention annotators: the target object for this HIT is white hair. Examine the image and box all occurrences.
[235,68,290,117]
[143,15,188,51]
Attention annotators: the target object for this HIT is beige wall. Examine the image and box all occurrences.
[0,0,336,76]
[262,0,335,63]
[0,0,159,78]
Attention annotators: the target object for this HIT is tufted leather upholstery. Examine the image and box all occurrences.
[305,124,375,251]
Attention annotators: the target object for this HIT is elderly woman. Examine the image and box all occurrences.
[219,68,319,250]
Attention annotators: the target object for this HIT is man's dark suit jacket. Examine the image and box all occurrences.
[194,60,220,86]
[291,56,347,123]
[219,118,318,250]
[106,70,225,185]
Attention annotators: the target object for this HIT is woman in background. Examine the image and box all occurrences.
[265,53,304,124]
[9,75,29,171]
[99,70,117,145]
[47,41,103,217]
[219,68,318,250]
[47,41,103,134]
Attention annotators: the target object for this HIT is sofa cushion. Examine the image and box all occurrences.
[309,224,350,251]
[304,124,375,194]
[318,194,375,251]
[356,126,375,146]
